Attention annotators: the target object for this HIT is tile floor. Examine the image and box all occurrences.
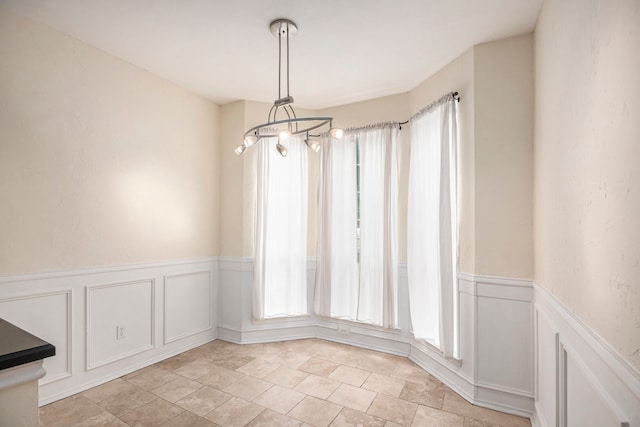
[39,338,531,427]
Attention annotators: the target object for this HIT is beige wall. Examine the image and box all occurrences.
[474,34,534,278]
[0,8,221,274]
[219,101,246,257]
[534,0,640,369]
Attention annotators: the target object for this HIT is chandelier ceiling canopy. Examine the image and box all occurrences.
[235,19,343,157]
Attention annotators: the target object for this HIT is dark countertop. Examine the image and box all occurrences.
[0,318,55,371]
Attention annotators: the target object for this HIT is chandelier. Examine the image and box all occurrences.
[235,19,343,157]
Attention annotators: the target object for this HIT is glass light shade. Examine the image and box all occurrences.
[330,127,344,139]
[234,144,247,156]
[305,138,321,152]
[276,142,288,157]
[244,134,258,146]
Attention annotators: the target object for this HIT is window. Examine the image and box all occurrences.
[314,125,398,328]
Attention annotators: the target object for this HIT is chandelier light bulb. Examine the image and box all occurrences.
[279,129,291,140]
[244,134,258,146]
[305,138,321,152]
[330,127,344,139]
[234,144,247,156]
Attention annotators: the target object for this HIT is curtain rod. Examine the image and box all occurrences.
[399,91,460,129]
[310,91,460,136]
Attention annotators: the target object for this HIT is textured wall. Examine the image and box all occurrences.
[534,0,640,369]
[0,8,220,274]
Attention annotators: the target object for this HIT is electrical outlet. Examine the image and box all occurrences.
[337,325,349,335]
[116,325,125,340]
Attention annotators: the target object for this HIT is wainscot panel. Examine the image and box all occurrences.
[0,290,71,384]
[532,284,638,427]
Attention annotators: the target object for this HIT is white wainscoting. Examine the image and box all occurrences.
[0,258,217,405]
[532,284,639,427]
[164,271,212,344]
[217,258,534,418]
[86,279,155,370]
[410,273,534,417]
[0,290,72,385]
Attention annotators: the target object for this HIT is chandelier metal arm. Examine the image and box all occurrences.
[243,116,334,140]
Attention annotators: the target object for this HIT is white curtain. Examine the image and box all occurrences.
[314,125,398,328]
[314,133,359,320]
[253,136,308,320]
[407,95,458,357]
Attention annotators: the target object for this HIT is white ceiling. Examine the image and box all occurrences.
[1,0,542,109]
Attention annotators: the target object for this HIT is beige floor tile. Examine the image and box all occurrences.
[173,358,220,380]
[276,350,313,369]
[236,357,280,378]
[442,392,530,427]
[367,394,418,426]
[362,373,406,398]
[151,376,204,403]
[71,411,130,426]
[282,338,319,355]
[309,341,351,360]
[222,374,273,400]
[175,386,232,416]
[263,365,308,388]
[156,352,197,372]
[213,353,256,370]
[195,364,244,389]
[119,398,184,427]
[327,383,377,412]
[413,405,464,426]
[330,407,386,427]
[329,365,371,387]
[81,379,134,403]
[253,384,306,414]
[390,363,437,385]
[399,379,445,409]
[242,342,286,361]
[246,409,303,426]
[289,396,343,427]
[204,396,265,427]
[328,349,367,368]
[463,417,496,427]
[39,395,114,427]
[357,353,397,373]
[299,357,341,377]
[123,365,180,390]
[294,374,341,399]
[96,384,157,417]
[161,411,221,427]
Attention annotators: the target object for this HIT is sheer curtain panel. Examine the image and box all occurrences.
[314,125,398,328]
[407,94,458,357]
[253,136,308,320]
